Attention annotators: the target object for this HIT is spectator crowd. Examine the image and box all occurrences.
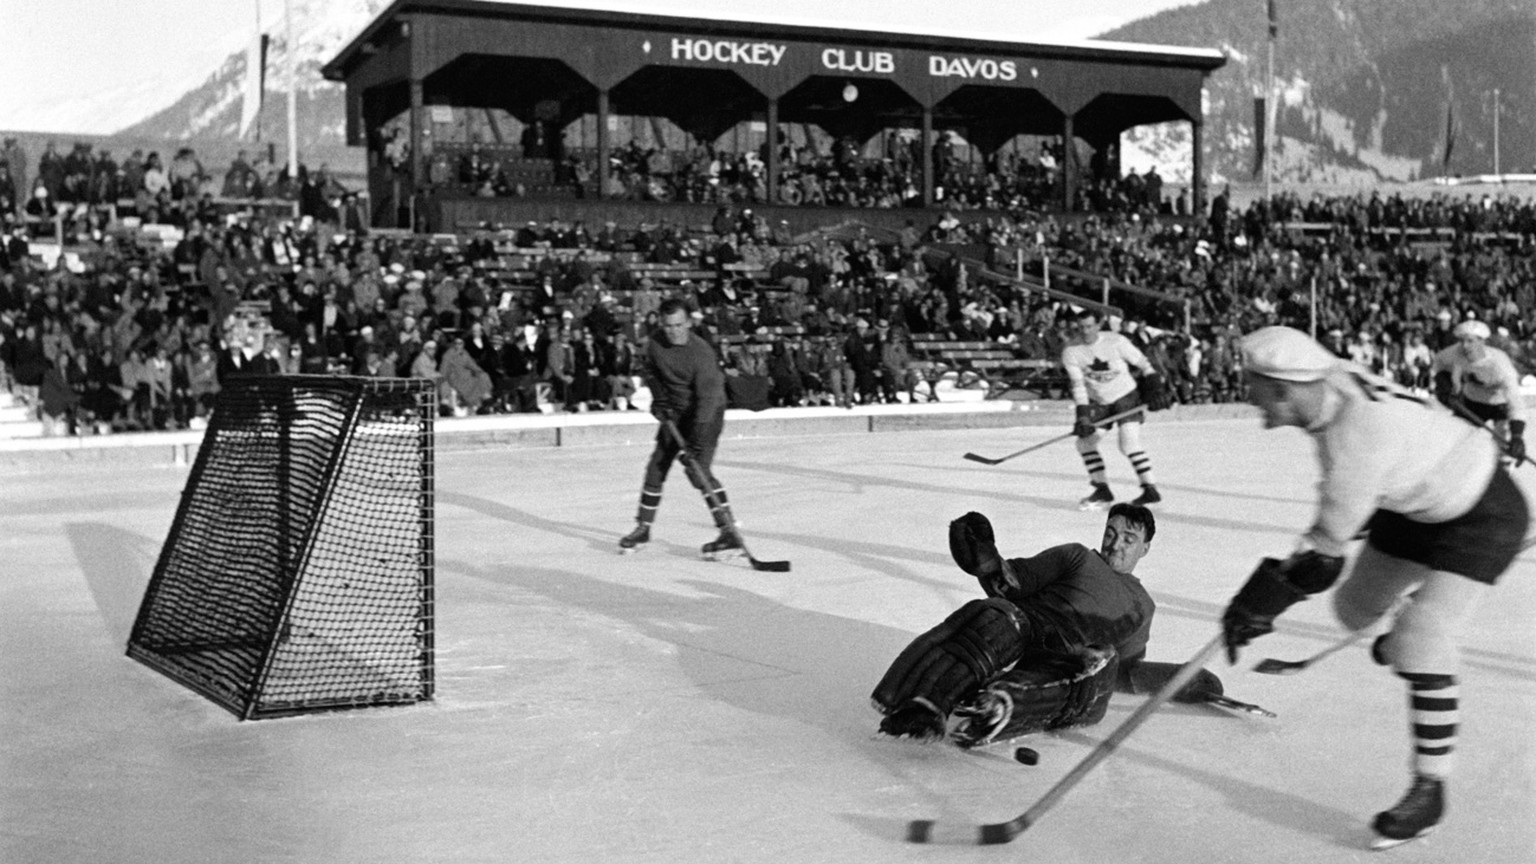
[4,129,1536,439]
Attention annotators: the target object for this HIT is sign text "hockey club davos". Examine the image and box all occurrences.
[670,38,786,66]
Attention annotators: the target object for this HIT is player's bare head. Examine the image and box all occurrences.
[657,298,692,346]
[1101,503,1153,574]
[1073,309,1100,341]
[1240,326,1337,429]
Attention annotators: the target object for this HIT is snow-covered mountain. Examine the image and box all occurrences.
[73,0,1536,187]
[114,0,384,149]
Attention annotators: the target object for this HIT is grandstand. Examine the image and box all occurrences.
[320,0,1224,233]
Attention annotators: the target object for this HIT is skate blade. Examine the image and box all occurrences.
[618,545,646,555]
[1369,828,1434,851]
[703,549,746,562]
[1078,502,1109,512]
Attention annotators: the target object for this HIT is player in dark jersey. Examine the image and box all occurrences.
[617,298,741,559]
[872,503,1224,746]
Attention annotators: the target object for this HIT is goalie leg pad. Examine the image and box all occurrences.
[871,598,1026,720]
[950,645,1119,748]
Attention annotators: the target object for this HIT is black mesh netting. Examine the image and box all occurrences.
[127,375,435,719]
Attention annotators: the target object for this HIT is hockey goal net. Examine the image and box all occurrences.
[127,375,435,720]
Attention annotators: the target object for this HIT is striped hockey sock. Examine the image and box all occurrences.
[635,485,662,525]
[1128,450,1156,486]
[706,484,736,529]
[1079,450,1107,485]
[1404,673,1458,779]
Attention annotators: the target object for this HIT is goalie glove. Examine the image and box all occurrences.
[1138,371,1174,412]
[1221,551,1345,664]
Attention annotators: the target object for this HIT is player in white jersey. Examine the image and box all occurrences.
[1059,309,1172,510]
[1222,326,1530,850]
[1431,319,1526,464]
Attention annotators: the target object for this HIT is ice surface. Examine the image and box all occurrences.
[3,415,1533,863]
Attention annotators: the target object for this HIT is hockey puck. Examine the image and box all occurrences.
[1013,747,1039,765]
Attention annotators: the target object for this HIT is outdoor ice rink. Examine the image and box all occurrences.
[4,407,1534,864]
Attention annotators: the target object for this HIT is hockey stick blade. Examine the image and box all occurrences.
[749,556,791,572]
[962,452,1006,466]
[907,632,1226,845]
[1204,694,1277,718]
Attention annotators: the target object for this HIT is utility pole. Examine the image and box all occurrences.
[1265,0,1277,202]
[286,0,299,217]
[1493,87,1501,175]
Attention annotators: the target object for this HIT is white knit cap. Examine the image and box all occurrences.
[1453,320,1490,341]
[1241,326,1339,382]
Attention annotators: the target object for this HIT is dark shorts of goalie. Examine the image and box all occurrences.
[1088,391,1144,427]
[1365,465,1527,585]
[950,645,1119,748]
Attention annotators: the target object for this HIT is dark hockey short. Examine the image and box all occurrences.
[1366,465,1528,585]
[1462,398,1510,424]
[1091,390,1144,426]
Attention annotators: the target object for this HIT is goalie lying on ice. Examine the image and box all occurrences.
[870,505,1222,744]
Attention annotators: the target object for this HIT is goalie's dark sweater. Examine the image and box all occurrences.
[994,542,1154,670]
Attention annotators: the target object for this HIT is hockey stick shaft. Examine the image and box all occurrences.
[1446,398,1530,467]
[662,419,791,572]
[909,632,1225,844]
[962,406,1148,466]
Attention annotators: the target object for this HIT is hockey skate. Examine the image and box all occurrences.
[618,523,651,554]
[1130,484,1162,506]
[701,528,744,561]
[1369,774,1443,850]
[1078,483,1114,511]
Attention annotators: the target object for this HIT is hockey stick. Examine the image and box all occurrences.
[962,406,1148,466]
[1254,535,1536,675]
[907,632,1225,845]
[662,419,791,573]
[1445,397,1530,468]
[1251,629,1368,676]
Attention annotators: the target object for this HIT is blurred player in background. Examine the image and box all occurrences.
[1061,309,1173,510]
[1431,318,1526,464]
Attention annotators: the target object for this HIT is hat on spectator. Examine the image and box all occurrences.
[1454,320,1490,341]
[1241,326,1339,383]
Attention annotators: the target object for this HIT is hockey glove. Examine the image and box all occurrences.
[1508,420,1527,464]
[1432,371,1456,408]
[1073,404,1097,438]
[948,511,1017,595]
[1221,552,1345,664]
[1138,372,1174,412]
